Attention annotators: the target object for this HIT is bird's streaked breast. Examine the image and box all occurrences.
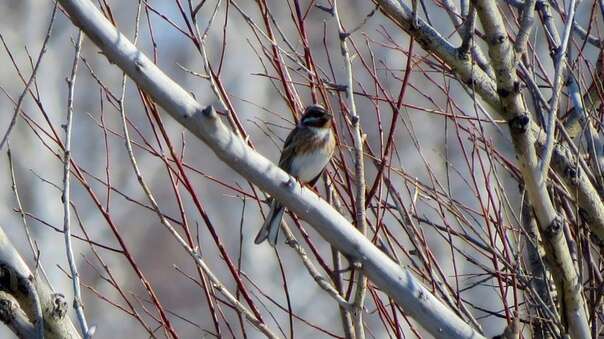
[288,127,334,182]
[289,146,333,182]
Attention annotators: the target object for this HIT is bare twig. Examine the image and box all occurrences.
[116,66,278,339]
[333,2,368,338]
[539,0,577,178]
[514,0,537,55]
[0,4,57,152]
[441,0,494,78]
[327,181,355,339]
[62,30,91,339]
[6,148,51,286]
[281,222,352,310]
[459,5,477,57]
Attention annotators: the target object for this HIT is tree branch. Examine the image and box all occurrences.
[333,2,369,338]
[538,0,577,178]
[0,4,57,152]
[472,0,589,337]
[63,29,91,339]
[0,225,80,338]
[0,292,36,339]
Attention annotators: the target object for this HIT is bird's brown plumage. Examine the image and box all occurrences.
[255,105,335,245]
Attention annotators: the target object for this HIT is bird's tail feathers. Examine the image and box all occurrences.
[254,201,285,246]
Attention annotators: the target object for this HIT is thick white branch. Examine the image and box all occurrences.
[56,0,483,337]
[473,0,589,337]
[0,226,80,338]
[0,292,36,339]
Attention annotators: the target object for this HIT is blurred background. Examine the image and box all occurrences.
[0,0,602,338]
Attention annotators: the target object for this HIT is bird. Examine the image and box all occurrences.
[255,104,336,246]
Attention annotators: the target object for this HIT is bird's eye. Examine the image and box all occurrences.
[302,116,322,125]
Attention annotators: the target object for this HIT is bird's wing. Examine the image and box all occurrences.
[278,125,304,171]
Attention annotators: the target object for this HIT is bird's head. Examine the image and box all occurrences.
[300,104,333,128]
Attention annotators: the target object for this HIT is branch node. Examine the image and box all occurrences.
[285,177,297,191]
[200,105,217,119]
[134,59,144,72]
[544,215,564,239]
[464,75,476,87]
[497,87,511,98]
[0,298,15,323]
[492,34,506,45]
[72,298,82,309]
[508,114,530,134]
[563,164,580,185]
[285,239,299,247]
[49,293,68,320]
[457,48,471,60]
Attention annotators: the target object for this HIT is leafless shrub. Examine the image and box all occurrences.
[1,0,603,338]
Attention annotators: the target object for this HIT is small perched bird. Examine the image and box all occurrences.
[255,104,336,246]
